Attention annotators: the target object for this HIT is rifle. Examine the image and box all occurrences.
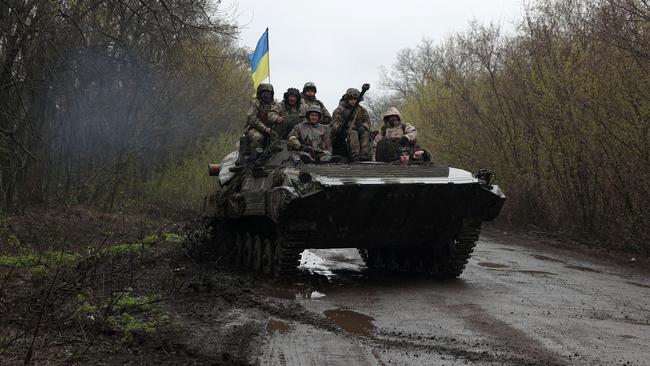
[336,83,370,142]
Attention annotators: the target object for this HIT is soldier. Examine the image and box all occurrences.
[287,105,332,162]
[331,88,371,162]
[373,107,418,162]
[398,146,411,166]
[246,83,280,150]
[301,82,331,124]
[268,87,305,139]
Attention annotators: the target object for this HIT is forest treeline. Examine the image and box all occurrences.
[386,0,649,252]
[0,0,250,212]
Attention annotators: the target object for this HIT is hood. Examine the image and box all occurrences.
[382,107,402,121]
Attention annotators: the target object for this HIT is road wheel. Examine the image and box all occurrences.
[231,232,242,265]
[261,237,273,274]
[242,233,253,268]
[271,241,282,278]
[252,235,263,271]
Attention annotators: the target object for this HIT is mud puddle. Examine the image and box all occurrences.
[323,309,375,337]
[565,264,601,273]
[511,269,557,276]
[626,281,650,289]
[531,254,566,263]
[267,319,290,335]
[257,286,326,300]
[477,261,509,268]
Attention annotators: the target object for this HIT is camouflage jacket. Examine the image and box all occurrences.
[372,122,418,151]
[246,98,279,133]
[331,101,371,134]
[301,94,331,124]
[287,121,333,153]
[268,100,306,132]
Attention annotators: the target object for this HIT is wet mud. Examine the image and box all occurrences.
[267,319,290,335]
[477,261,509,268]
[530,254,565,263]
[323,309,375,337]
[256,241,650,366]
[564,264,602,273]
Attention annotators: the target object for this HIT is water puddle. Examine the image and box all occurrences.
[257,286,326,300]
[267,319,290,335]
[626,281,650,289]
[565,264,601,273]
[620,318,650,326]
[478,262,509,269]
[257,287,296,300]
[514,270,557,276]
[531,254,565,263]
[324,309,375,337]
[299,249,365,280]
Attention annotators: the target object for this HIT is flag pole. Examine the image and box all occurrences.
[266,27,271,84]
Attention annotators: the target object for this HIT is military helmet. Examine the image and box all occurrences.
[285,87,300,97]
[345,88,361,99]
[256,83,274,97]
[303,82,317,93]
[305,104,322,117]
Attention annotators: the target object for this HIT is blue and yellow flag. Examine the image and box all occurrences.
[249,28,270,90]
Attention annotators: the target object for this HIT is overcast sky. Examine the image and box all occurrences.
[222,0,524,109]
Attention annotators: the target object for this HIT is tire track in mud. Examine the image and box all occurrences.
[444,303,567,365]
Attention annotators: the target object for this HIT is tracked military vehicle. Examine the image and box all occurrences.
[206,142,505,278]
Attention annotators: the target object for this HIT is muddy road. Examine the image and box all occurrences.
[251,231,649,365]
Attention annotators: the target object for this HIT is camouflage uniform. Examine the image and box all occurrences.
[268,88,306,139]
[373,107,418,161]
[287,105,333,161]
[246,83,279,149]
[331,88,371,161]
[301,82,331,125]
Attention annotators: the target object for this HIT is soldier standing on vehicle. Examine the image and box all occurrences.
[373,107,418,162]
[269,87,305,139]
[301,82,331,124]
[331,88,371,162]
[246,83,280,150]
[287,105,332,162]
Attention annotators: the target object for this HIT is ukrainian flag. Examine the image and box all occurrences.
[249,28,270,90]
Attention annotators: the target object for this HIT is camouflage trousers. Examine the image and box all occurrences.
[347,128,370,160]
[247,129,267,150]
[248,125,286,150]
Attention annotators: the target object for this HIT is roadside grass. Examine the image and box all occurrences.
[0,221,191,363]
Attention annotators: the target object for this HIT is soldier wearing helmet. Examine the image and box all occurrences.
[398,145,411,166]
[373,107,418,162]
[245,83,279,149]
[331,88,372,162]
[287,105,333,162]
[268,87,305,139]
[301,82,331,124]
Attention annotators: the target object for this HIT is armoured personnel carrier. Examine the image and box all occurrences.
[206,142,505,278]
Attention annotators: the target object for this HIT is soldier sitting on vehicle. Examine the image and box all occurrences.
[373,107,418,162]
[331,88,372,162]
[287,105,333,163]
[393,145,432,166]
[268,87,305,139]
[301,82,331,124]
[244,83,280,151]
[398,146,411,166]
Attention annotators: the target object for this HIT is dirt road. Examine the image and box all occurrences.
[253,232,650,365]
